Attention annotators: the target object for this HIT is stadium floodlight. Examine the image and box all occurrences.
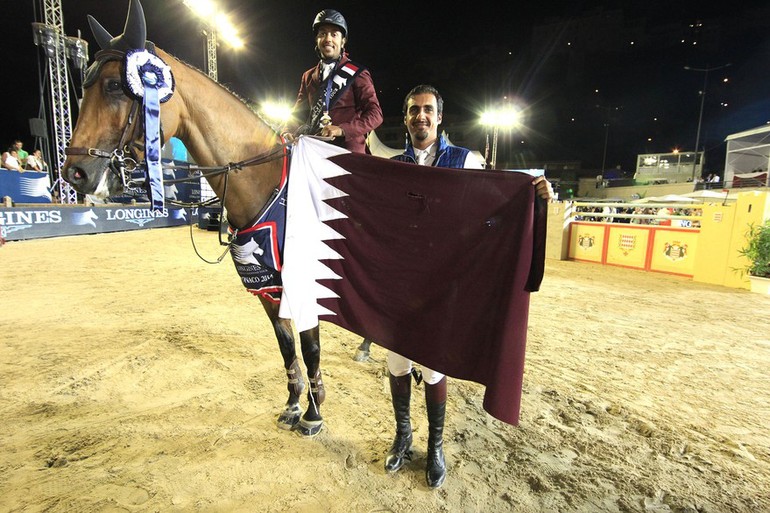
[480,106,522,168]
[32,22,58,59]
[65,37,89,70]
[183,0,244,81]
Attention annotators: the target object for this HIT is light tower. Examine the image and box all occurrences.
[183,0,244,83]
[32,0,88,204]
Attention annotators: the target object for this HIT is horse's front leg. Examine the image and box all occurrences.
[295,326,324,437]
[262,299,304,430]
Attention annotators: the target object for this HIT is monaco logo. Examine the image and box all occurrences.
[578,234,595,250]
[664,241,688,261]
[619,234,636,256]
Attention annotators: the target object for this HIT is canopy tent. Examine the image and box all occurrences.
[732,171,768,188]
[724,125,770,187]
[682,189,738,201]
[631,194,700,204]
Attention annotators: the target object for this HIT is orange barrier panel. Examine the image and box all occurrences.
[568,223,605,263]
[605,225,651,270]
[568,222,700,277]
[649,228,700,276]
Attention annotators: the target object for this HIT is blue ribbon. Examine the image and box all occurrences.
[141,68,164,212]
[324,72,333,113]
[322,60,338,117]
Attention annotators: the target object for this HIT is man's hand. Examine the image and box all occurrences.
[532,176,554,201]
[320,124,344,139]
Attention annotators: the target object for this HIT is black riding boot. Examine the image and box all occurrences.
[384,373,412,472]
[425,377,447,488]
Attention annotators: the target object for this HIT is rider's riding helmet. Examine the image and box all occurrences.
[312,9,348,38]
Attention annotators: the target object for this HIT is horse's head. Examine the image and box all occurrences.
[63,0,162,198]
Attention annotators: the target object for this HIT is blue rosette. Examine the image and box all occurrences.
[123,49,175,211]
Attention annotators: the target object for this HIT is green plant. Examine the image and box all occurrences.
[738,220,770,278]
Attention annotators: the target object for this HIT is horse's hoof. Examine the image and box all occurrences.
[295,417,323,438]
[353,349,370,362]
[277,404,302,430]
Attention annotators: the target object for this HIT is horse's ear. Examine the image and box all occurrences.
[88,0,146,51]
[121,0,147,51]
[88,14,114,50]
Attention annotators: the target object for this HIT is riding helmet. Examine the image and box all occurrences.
[312,9,348,38]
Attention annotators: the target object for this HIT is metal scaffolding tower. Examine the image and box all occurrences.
[205,28,218,81]
[41,0,78,204]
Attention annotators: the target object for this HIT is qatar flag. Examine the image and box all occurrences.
[279,136,546,425]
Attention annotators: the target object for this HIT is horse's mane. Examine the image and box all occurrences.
[162,50,282,134]
[161,49,253,108]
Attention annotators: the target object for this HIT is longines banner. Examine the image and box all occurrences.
[0,205,196,241]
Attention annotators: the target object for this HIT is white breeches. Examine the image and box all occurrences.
[387,351,445,385]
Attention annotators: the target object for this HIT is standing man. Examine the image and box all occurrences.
[282,9,383,154]
[12,140,28,167]
[381,84,553,489]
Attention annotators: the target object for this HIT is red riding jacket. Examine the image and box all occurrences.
[290,53,383,154]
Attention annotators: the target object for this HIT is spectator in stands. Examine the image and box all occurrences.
[656,206,672,226]
[1,148,24,172]
[601,205,616,223]
[25,149,47,172]
[12,140,28,166]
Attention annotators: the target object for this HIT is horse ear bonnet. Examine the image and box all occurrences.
[84,0,150,89]
[88,0,147,52]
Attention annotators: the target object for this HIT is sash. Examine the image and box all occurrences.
[308,60,365,131]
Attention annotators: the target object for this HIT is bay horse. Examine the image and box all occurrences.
[62,0,324,437]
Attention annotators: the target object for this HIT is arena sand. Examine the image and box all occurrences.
[0,226,768,512]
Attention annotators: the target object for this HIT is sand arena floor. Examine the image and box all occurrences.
[1,226,768,512]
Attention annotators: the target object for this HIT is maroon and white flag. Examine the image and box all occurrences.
[280,137,546,425]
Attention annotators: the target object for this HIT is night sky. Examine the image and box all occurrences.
[3,0,769,174]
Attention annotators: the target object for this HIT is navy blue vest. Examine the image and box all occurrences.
[391,135,472,169]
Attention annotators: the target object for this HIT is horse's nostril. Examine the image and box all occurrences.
[67,166,87,184]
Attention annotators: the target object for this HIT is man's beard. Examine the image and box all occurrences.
[412,127,430,141]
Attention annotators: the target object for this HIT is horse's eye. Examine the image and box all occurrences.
[104,79,123,94]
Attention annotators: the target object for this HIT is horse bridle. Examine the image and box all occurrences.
[65,47,293,198]
[65,49,153,190]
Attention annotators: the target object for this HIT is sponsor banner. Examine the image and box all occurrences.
[0,169,52,203]
[0,205,195,241]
